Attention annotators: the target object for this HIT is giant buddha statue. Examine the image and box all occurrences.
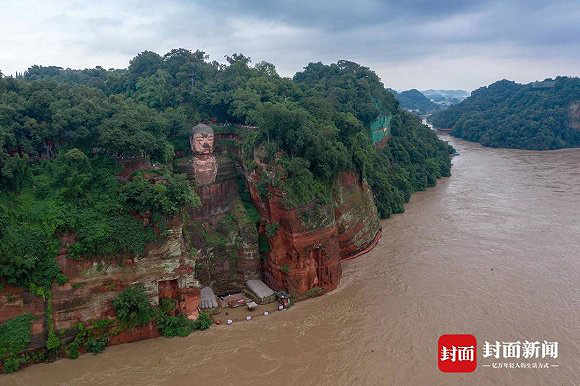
[190,123,218,186]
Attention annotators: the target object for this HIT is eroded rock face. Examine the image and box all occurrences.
[59,220,198,324]
[334,172,382,261]
[246,170,381,296]
[50,219,200,332]
[0,218,200,351]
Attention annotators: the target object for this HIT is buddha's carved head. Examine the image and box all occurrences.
[190,123,214,156]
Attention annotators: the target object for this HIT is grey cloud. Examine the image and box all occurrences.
[191,0,489,30]
[0,0,578,90]
[169,0,580,69]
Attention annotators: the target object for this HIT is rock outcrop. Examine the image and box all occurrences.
[0,218,200,351]
[334,172,382,261]
[246,169,381,296]
[51,218,200,330]
[249,177,343,295]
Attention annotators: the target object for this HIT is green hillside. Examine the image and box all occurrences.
[429,77,580,150]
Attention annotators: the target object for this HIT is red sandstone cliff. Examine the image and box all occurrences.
[246,169,381,296]
[0,218,200,351]
[334,172,382,261]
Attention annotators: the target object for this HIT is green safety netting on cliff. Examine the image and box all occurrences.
[370,113,392,144]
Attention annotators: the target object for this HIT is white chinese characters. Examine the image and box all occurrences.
[482,341,558,359]
[440,345,475,362]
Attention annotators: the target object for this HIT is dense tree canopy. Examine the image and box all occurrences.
[0,48,453,290]
[429,77,580,149]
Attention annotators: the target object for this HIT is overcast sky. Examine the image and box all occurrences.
[1,0,579,91]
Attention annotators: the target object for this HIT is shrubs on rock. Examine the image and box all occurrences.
[0,314,34,359]
[0,313,34,373]
[155,298,212,338]
[112,284,154,328]
[85,337,108,354]
[191,312,212,331]
[66,319,113,359]
[155,313,193,337]
[112,284,212,339]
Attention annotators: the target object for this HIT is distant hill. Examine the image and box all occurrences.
[421,89,469,106]
[429,77,580,150]
[422,89,469,99]
[388,88,440,115]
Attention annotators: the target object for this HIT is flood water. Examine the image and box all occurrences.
[3,135,580,385]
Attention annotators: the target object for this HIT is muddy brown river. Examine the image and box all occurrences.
[3,135,580,385]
